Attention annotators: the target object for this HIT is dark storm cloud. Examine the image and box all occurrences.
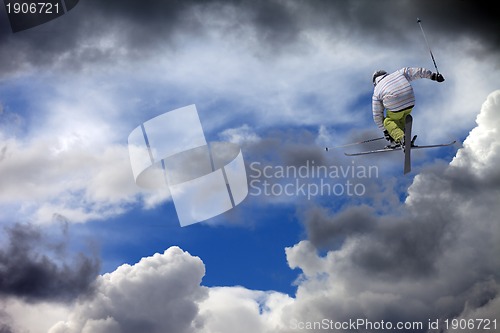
[244,127,327,166]
[310,0,500,52]
[0,0,201,75]
[303,205,377,249]
[303,198,458,279]
[294,169,499,325]
[303,151,499,280]
[298,163,500,320]
[0,223,100,303]
[0,0,498,76]
[0,0,297,75]
[298,91,500,324]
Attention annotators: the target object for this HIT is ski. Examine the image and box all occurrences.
[344,140,456,156]
[325,136,385,151]
[403,115,413,174]
[344,146,401,156]
[412,141,456,149]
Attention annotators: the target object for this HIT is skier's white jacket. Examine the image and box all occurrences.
[372,67,433,130]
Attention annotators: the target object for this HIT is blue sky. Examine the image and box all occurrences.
[1,1,499,332]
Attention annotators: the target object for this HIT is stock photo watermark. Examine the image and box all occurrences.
[128,105,248,227]
[248,160,379,200]
[289,317,497,331]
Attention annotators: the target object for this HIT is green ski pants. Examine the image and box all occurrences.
[383,108,412,143]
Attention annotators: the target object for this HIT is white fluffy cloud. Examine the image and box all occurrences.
[48,247,207,333]
[218,124,261,145]
[38,247,294,333]
[197,287,293,333]
[0,136,162,224]
[448,89,500,177]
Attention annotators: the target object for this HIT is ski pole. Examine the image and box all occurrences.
[325,136,385,151]
[417,18,439,74]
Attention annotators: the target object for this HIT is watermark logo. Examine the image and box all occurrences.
[249,160,378,200]
[128,105,248,227]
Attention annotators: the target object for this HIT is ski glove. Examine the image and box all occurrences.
[383,130,393,142]
[431,73,445,82]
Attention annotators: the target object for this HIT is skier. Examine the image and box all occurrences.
[372,67,444,145]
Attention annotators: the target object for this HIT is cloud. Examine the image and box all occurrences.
[0,324,15,333]
[43,246,294,333]
[448,89,500,179]
[0,136,157,224]
[1,299,70,333]
[1,0,498,77]
[0,222,100,303]
[0,309,16,333]
[0,71,176,223]
[284,90,500,329]
[48,247,208,333]
[218,124,261,145]
[197,287,294,333]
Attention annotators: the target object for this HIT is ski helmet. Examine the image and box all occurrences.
[372,70,387,86]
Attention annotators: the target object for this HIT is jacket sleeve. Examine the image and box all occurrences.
[400,67,433,82]
[372,95,385,130]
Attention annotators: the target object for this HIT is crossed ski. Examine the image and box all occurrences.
[327,115,456,174]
